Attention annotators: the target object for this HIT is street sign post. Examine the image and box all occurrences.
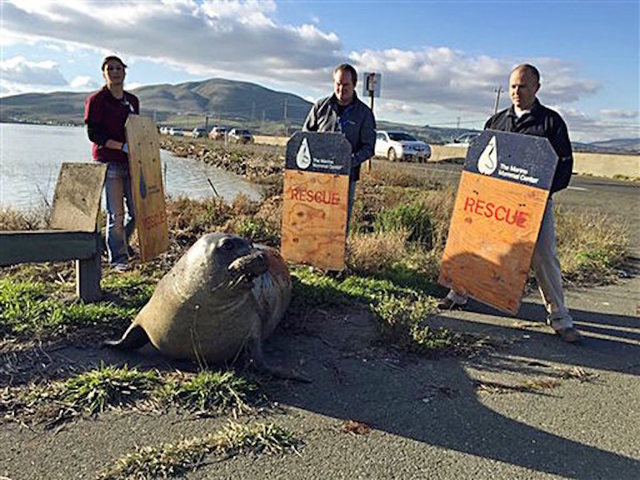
[362,72,381,172]
[439,130,558,314]
[281,132,352,270]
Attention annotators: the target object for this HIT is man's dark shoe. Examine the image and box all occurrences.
[437,297,467,311]
[555,327,583,344]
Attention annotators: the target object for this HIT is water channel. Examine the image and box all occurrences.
[0,123,262,210]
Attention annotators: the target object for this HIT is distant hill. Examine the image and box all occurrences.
[586,138,640,154]
[0,78,312,126]
[1,78,637,153]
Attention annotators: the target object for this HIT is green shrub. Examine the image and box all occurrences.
[375,201,433,247]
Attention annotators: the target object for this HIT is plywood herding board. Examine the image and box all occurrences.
[281,170,350,270]
[50,163,107,232]
[125,116,169,262]
[439,171,549,314]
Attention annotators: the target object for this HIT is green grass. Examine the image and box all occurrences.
[10,367,262,426]
[290,267,461,355]
[162,370,259,415]
[26,364,160,416]
[0,278,138,337]
[97,421,300,480]
[234,217,280,245]
[374,201,434,247]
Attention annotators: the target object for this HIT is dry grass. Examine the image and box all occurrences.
[0,206,49,231]
[555,207,630,284]
[97,421,300,480]
[347,229,409,273]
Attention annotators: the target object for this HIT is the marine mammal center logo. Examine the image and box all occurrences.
[477,136,498,175]
[296,138,312,169]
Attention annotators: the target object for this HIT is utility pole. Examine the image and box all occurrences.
[283,98,288,136]
[493,86,503,115]
[261,110,265,133]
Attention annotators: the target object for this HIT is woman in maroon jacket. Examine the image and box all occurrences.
[84,55,139,272]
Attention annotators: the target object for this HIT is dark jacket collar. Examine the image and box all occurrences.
[330,92,358,109]
[507,98,542,119]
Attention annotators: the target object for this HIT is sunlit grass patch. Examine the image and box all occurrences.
[25,364,159,416]
[0,278,136,337]
[348,230,409,274]
[5,367,264,427]
[374,201,434,247]
[555,207,630,284]
[162,370,259,415]
[290,268,470,356]
[101,273,155,308]
[97,421,301,480]
[0,205,48,231]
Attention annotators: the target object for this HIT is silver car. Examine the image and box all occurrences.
[375,130,431,162]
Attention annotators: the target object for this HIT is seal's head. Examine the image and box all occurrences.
[184,233,268,293]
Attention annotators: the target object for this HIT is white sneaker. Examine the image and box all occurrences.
[112,263,130,273]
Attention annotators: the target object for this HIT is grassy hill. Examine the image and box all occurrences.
[0,78,312,128]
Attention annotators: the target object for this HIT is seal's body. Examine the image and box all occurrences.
[106,233,292,366]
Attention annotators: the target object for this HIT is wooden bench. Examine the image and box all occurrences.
[0,163,107,302]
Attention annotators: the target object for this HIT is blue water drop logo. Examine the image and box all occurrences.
[139,170,147,198]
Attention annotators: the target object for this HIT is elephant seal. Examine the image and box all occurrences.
[105,233,305,380]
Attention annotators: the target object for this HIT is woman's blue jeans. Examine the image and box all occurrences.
[105,162,135,265]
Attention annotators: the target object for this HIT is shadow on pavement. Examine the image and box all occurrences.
[265,305,640,479]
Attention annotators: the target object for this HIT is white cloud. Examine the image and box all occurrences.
[350,48,601,116]
[599,109,639,120]
[2,0,342,84]
[69,75,98,89]
[2,0,624,140]
[377,101,422,116]
[0,56,67,86]
[554,106,639,142]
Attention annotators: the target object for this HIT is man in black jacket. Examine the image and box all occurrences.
[439,64,581,343]
[302,63,376,225]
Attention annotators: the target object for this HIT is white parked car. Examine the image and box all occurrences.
[375,131,431,162]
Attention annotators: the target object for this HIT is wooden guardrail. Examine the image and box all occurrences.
[0,163,106,302]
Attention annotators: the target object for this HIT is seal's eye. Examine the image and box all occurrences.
[220,239,235,251]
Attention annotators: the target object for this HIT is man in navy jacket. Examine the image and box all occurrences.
[440,64,581,343]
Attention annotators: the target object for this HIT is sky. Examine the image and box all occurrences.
[1,0,638,142]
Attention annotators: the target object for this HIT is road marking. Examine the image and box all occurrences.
[568,186,588,191]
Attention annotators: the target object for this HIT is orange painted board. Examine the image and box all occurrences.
[439,171,549,314]
[281,170,349,270]
[125,116,169,262]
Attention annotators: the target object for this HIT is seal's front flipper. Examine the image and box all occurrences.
[247,337,312,383]
[103,324,150,351]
